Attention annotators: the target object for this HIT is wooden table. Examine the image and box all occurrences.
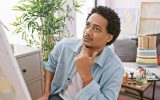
[122,78,152,100]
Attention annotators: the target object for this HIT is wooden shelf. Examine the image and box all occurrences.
[140,17,160,20]
[141,0,160,3]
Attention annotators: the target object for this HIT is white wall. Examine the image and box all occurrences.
[0,0,26,45]
[63,0,77,37]
[110,0,140,8]
[76,0,95,38]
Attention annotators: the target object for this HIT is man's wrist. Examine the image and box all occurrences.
[43,91,50,96]
[83,77,93,87]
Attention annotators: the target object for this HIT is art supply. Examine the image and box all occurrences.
[125,73,128,84]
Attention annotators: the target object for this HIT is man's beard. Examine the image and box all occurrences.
[85,44,93,48]
[83,34,93,48]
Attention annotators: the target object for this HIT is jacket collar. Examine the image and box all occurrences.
[68,39,82,53]
[95,47,109,68]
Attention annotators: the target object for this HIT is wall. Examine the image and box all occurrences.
[0,0,26,44]
[63,0,77,37]
[76,0,95,38]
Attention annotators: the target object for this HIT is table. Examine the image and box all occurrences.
[122,78,152,100]
[123,65,160,100]
[146,73,160,100]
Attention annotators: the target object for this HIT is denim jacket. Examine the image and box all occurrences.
[43,38,124,100]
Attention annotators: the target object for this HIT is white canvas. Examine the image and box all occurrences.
[0,22,31,100]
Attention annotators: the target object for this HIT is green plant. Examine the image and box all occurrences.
[12,0,81,60]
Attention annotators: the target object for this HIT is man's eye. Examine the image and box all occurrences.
[85,23,90,28]
[94,27,100,32]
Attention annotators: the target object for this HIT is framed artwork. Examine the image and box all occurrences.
[138,1,160,35]
[115,8,139,35]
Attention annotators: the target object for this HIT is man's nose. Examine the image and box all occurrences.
[85,28,93,36]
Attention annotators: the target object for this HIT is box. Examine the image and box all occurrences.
[138,36,148,48]
[138,35,157,48]
[148,36,156,48]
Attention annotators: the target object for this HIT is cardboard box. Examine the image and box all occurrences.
[138,36,157,48]
[148,36,156,48]
[138,36,148,48]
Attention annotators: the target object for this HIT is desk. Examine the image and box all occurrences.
[122,78,152,100]
[122,63,160,99]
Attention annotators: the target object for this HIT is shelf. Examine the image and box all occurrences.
[140,17,160,20]
[141,0,160,3]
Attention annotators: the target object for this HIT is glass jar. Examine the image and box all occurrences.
[136,73,144,88]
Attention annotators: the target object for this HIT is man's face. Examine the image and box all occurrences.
[83,13,113,50]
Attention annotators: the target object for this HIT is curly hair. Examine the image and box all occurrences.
[86,6,121,45]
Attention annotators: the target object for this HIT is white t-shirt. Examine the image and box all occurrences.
[59,72,83,100]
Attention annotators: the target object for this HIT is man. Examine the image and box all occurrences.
[37,6,124,100]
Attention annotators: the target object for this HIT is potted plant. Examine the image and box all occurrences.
[12,0,81,60]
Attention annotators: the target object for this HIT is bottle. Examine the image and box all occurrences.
[125,72,128,84]
[136,71,143,88]
[143,69,147,84]
[0,72,15,100]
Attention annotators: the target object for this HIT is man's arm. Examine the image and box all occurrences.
[44,70,54,96]
[37,41,60,100]
[37,70,54,100]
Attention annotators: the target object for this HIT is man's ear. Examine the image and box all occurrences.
[106,33,113,43]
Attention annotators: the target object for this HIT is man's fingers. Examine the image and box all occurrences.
[81,46,89,55]
[90,52,97,61]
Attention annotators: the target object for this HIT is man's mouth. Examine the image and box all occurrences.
[83,35,93,42]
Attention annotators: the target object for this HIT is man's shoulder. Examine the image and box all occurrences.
[57,38,81,50]
[106,48,124,69]
[60,38,81,44]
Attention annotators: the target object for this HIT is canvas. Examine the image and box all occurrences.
[0,22,31,100]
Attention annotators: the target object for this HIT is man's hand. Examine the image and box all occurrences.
[37,93,49,100]
[75,46,97,87]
